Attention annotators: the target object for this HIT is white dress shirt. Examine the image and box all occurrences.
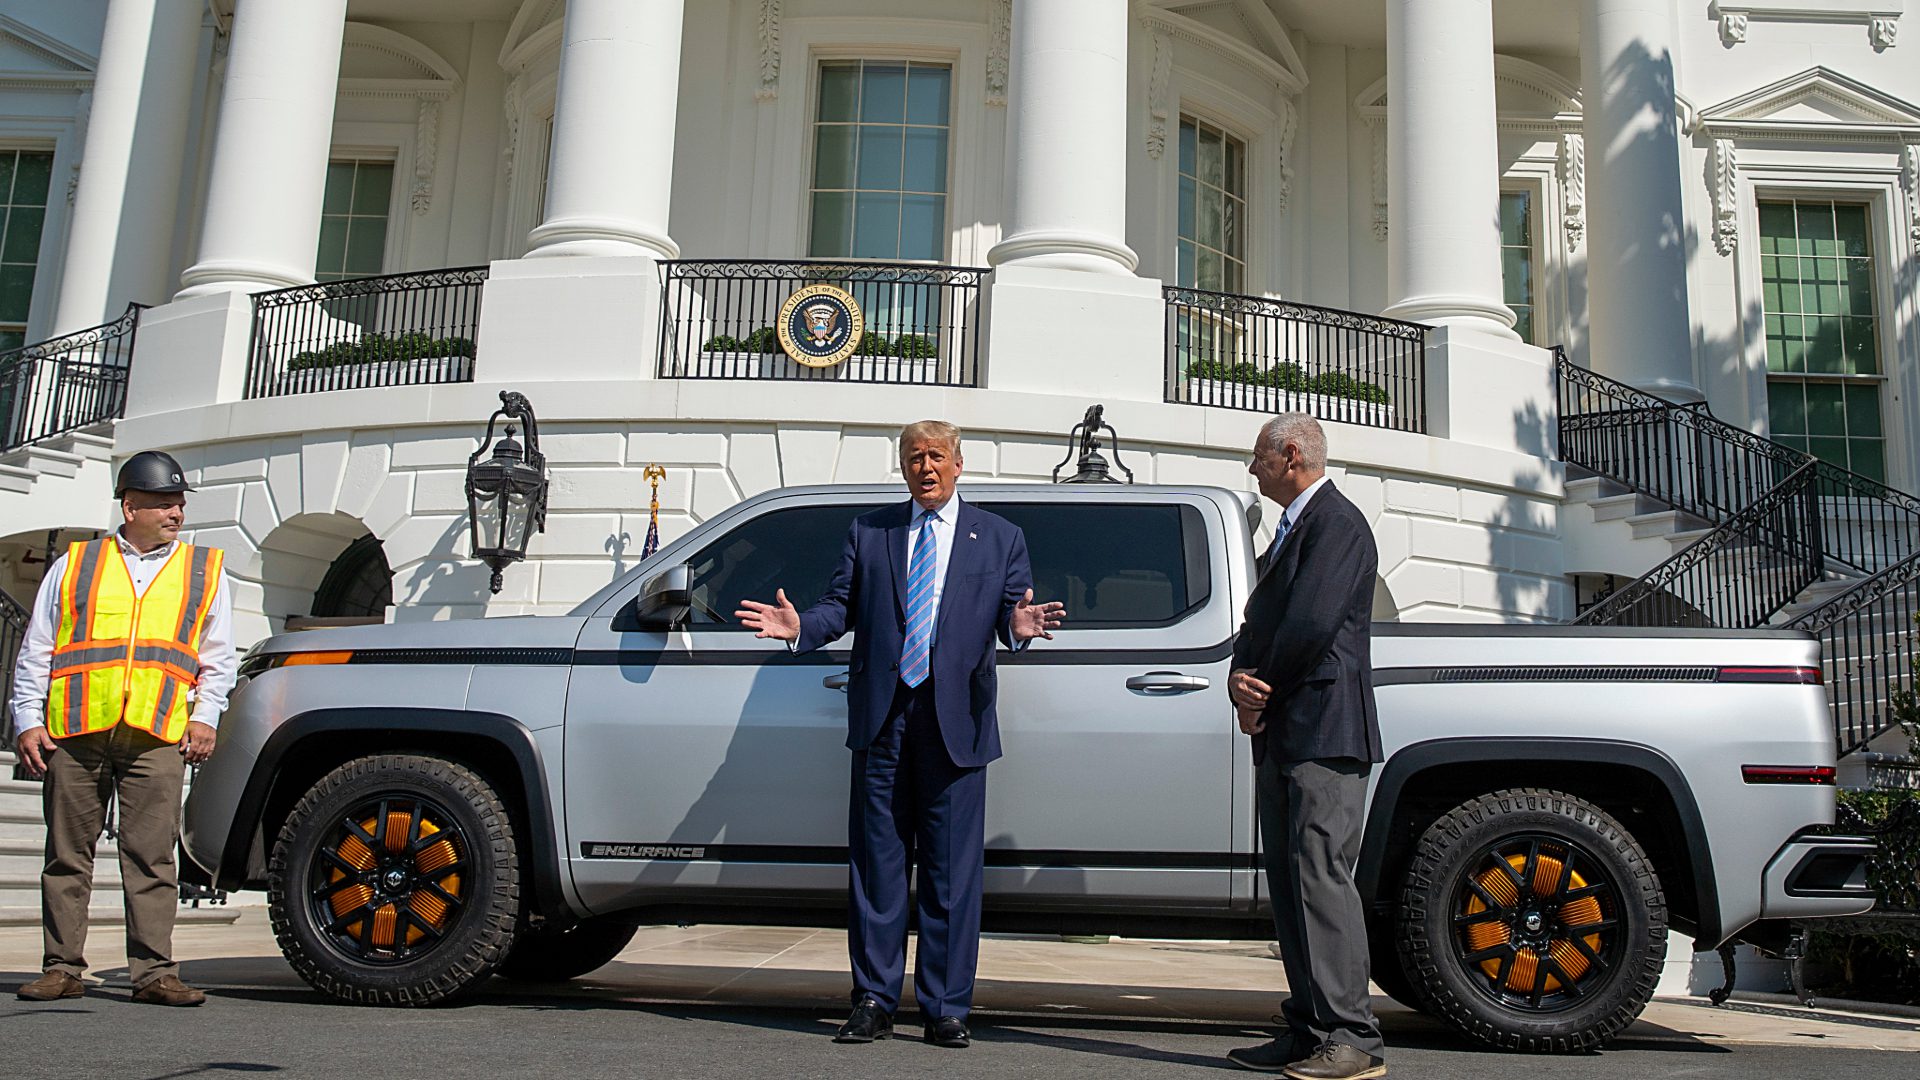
[1281,475,1332,534]
[905,492,961,642]
[9,531,238,734]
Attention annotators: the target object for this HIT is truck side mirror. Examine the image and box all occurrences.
[632,563,692,629]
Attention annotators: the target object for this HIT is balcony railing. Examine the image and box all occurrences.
[0,304,142,454]
[246,267,488,399]
[657,260,986,386]
[1163,287,1428,434]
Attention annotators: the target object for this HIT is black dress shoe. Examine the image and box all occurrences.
[835,996,893,1043]
[924,1015,970,1048]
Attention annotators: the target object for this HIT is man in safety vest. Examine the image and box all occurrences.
[10,450,236,1006]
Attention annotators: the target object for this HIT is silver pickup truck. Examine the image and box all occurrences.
[182,481,1874,1051]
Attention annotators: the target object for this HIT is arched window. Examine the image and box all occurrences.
[312,534,393,619]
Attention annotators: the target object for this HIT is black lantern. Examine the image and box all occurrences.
[466,390,549,594]
[1052,404,1135,484]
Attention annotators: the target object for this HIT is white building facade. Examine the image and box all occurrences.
[0,0,1914,672]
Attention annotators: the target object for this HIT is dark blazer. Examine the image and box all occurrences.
[1233,482,1383,766]
[794,498,1033,768]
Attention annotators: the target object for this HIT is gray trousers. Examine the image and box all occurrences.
[1256,754,1384,1057]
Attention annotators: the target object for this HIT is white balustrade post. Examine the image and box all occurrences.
[175,0,349,298]
[525,0,683,259]
[1382,0,1517,338]
[1580,0,1701,400]
[54,0,203,330]
[986,0,1137,274]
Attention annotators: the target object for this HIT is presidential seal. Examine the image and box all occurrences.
[776,283,865,368]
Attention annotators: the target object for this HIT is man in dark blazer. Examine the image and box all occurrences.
[1226,414,1387,1080]
[736,420,1064,1049]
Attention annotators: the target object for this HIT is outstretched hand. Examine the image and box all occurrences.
[1010,588,1066,642]
[734,588,800,641]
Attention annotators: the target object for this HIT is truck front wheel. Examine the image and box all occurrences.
[267,754,520,1005]
[1398,787,1665,1052]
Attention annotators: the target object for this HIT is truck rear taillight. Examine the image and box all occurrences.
[1717,666,1821,684]
[1742,765,1836,785]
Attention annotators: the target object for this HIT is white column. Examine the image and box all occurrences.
[175,0,348,298]
[1580,0,1700,400]
[53,0,203,330]
[525,0,683,259]
[986,0,1137,274]
[1381,0,1517,338]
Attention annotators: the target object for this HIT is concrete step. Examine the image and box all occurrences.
[0,904,242,928]
[0,462,33,494]
[1587,492,1652,522]
[1565,475,1627,504]
[53,429,116,463]
[14,445,85,479]
[1627,507,1713,540]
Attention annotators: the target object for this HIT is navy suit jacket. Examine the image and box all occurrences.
[794,498,1033,768]
[1232,482,1384,766]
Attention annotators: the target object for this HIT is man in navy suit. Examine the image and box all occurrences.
[735,420,1064,1048]
[1226,414,1385,1079]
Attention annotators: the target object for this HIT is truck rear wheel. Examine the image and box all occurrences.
[497,916,639,982]
[1398,788,1665,1052]
[267,754,520,1005]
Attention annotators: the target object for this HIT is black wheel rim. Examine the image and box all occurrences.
[307,794,470,965]
[1448,832,1625,1013]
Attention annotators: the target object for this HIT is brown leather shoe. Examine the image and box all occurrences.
[131,974,207,1007]
[17,971,85,1001]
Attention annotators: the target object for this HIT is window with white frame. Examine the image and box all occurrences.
[316,159,395,282]
[1759,198,1886,482]
[0,149,54,350]
[808,60,952,261]
[1176,117,1246,294]
[1499,190,1537,344]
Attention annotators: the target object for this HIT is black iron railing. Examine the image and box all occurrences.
[1163,287,1427,434]
[0,304,142,453]
[1574,461,1824,629]
[1788,552,1920,756]
[246,267,487,399]
[2,586,28,778]
[658,260,986,386]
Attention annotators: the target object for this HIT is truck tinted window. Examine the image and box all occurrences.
[685,504,880,626]
[979,502,1211,629]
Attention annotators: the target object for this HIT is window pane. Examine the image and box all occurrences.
[1834,204,1871,258]
[814,125,856,189]
[809,191,854,256]
[11,152,50,204]
[323,163,356,214]
[906,65,950,126]
[1224,138,1242,197]
[979,503,1209,629]
[0,207,41,264]
[860,63,906,124]
[1797,201,1835,255]
[1500,192,1530,245]
[1177,176,1196,241]
[852,192,901,258]
[0,264,32,321]
[1841,316,1877,374]
[1178,120,1196,177]
[1197,125,1223,187]
[1502,248,1532,305]
[1846,382,1882,438]
[1197,248,1223,292]
[1176,239,1195,288]
[899,194,944,262]
[685,505,881,625]
[1768,381,1806,435]
[1804,317,1843,374]
[856,125,903,189]
[316,218,348,276]
[1757,201,1795,254]
[345,217,387,274]
[352,163,393,214]
[1807,436,1848,465]
[1805,382,1846,437]
[902,126,947,193]
[1850,439,1886,483]
[1845,259,1874,314]
[1510,306,1533,345]
[0,329,21,352]
[1197,190,1222,249]
[818,63,859,122]
[0,154,13,203]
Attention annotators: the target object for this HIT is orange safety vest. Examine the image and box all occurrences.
[45,538,223,744]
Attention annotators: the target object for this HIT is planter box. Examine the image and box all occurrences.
[1181,376,1394,426]
[693,350,944,384]
[274,354,473,395]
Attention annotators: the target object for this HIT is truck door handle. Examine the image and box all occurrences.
[823,672,850,691]
[1125,671,1210,694]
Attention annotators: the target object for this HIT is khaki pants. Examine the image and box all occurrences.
[41,724,185,989]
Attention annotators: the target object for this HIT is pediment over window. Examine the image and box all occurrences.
[1696,66,1920,137]
[1353,57,1581,127]
[0,14,95,88]
[500,0,565,75]
[1143,0,1309,94]
[340,23,459,89]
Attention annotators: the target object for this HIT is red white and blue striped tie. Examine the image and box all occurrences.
[900,510,938,687]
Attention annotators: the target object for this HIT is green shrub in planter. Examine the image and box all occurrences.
[1186,359,1309,393]
[287,332,476,371]
[702,334,741,352]
[856,331,891,356]
[1309,371,1392,404]
[741,327,780,354]
[892,334,937,359]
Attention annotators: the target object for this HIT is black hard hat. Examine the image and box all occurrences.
[115,450,193,498]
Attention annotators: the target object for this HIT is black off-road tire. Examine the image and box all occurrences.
[1366,914,1429,1012]
[267,754,520,1005]
[1398,788,1665,1052]
[497,917,639,982]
